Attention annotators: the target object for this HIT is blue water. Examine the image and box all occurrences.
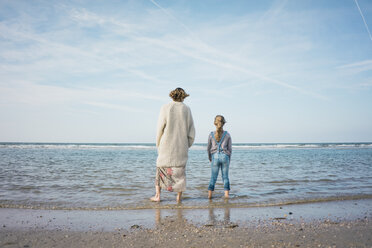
[0,143,371,209]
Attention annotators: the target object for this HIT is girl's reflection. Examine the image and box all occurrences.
[208,207,231,224]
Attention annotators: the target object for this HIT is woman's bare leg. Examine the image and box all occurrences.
[177,192,182,203]
[150,186,161,202]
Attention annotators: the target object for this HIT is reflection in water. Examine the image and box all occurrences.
[154,206,232,227]
[207,198,231,224]
[208,207,231,225]
[155,208,184,226]
[155,208,161,225]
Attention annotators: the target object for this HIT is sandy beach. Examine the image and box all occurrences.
[1,199,371,247]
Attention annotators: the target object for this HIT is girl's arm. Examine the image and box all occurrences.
[207,134,212,162]
[228,135,232,159]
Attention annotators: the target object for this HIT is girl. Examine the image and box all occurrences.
[207,115,232,199]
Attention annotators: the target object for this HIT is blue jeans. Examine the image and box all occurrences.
[208,152,230,191]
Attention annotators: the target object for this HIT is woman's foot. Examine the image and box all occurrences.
[150,186,161,202]
[224,190,229,198]
[150,195,160,202]
[177,192,182,203]
[208,190,213,199]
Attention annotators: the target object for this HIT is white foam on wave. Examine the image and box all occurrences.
[232,144,319,149]
[1,143,371,150]
[0,144,157,150]
[190,145,207,150]
[233,143,372,149]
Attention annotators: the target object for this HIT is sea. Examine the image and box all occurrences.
[0,142,371,210]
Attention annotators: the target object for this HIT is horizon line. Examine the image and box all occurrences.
[1,141,371,144]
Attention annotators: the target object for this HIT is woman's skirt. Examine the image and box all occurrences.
[155,167,186,192]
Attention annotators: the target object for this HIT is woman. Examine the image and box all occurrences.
[150,88,195,202]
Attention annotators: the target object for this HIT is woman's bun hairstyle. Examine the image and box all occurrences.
[169,87,189,101]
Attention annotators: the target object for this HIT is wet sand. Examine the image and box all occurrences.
[1,199,371,247]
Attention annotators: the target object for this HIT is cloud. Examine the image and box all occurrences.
[0,79,163,109]
[354,0,372,41]
[149,0,199,41]
[68,7,139,34]
[147,0,327,100]
[257,0,289,25]
[84,101,144,113]
[0,0,353,104]
[0,1,371,142]
[338,60,372,74]
[135,35,328,100]
[0,12,173,87]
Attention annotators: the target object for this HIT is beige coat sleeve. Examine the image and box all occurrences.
[156,106,167,147]
[187,107,195,148]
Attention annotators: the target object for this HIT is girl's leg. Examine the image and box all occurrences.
[208,190,213,199]
[224,190,229,198]
[208,157,219,198]
[221,155,230,198]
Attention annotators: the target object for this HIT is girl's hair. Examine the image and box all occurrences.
[214,115,226,124]
[169,87,189,102]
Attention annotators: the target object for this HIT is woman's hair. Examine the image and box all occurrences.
[214,115,226,124]
[169,87,189,102]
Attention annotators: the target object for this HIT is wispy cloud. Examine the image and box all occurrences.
[148,0,327,100]
[0,1,371,142]
[359,80,372,87]
[149,0,197,39]
[354,0,372,41]
[257,0,289,25]
[135,35,328,100]
[338,60,372,74]
[0,79,163,112]
[0,2,328,101]
[84,101,144,113]
[0,24,172,89]
[68,7,139,34]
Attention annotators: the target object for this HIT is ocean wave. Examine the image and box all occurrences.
[1,143,371,150]
[232,143,372,149]
[266,179,334,184]
[0,143,157,150]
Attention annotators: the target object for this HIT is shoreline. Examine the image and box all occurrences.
[1,199,371,247]
[1,199,371,231]
[2,194,371,211]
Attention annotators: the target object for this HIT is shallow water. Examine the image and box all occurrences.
[0,143,371,209]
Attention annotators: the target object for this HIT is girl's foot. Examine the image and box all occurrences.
[150,195,160,202]
[224,190,229,198]
[208,190,213,199]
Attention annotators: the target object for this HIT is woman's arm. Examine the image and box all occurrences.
[156,106,166,147]
[187,108,195,148]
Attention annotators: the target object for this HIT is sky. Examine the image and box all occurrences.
[0,0,371,143]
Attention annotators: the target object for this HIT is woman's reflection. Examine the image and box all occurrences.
[155,208,184,226]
